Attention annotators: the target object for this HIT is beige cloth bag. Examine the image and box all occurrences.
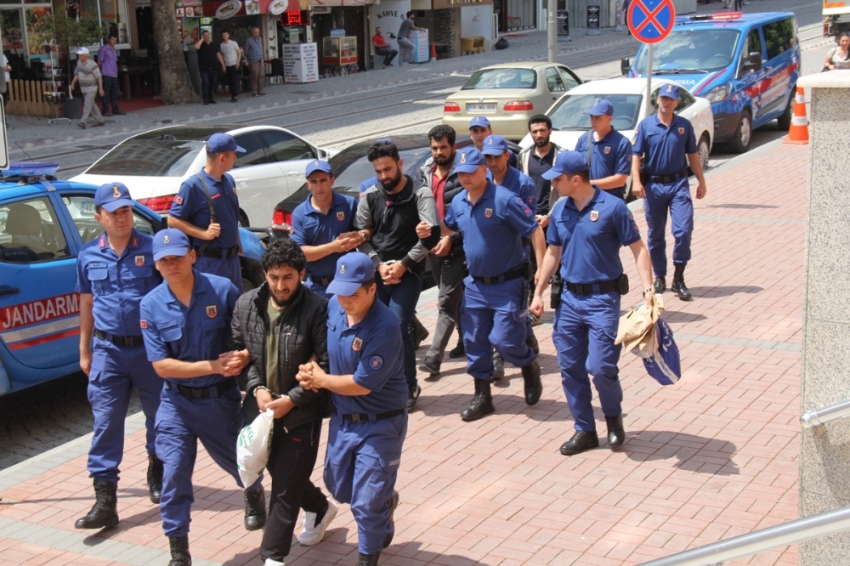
[616,294,664,358]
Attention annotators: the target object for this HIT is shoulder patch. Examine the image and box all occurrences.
[369,355,384,370]
[140,320,147,329]
[175,196,184,205]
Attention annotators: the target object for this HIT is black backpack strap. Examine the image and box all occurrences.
[195,174,217,256]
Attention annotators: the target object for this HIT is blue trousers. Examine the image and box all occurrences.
[155,382,261,537]
[643,179,694,277]
[324,413,407,554]
[552,290,623,432]
[462,276,536,381]
[87,336,162,483]
[196,255,243,293]
[376,268,422,391]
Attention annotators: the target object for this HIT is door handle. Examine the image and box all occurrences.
[0,287,20,297]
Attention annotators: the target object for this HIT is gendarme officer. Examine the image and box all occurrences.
[574,99,632,200]
[74,182,163,530]
[631,83,707,301]
[531,151,653,456]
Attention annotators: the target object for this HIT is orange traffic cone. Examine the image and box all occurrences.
[430,42,437,61]
[785,86,809,144]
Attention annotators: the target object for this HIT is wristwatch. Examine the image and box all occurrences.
[359,229,369,242]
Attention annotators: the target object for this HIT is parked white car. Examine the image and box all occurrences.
[71,125,332,227]
[519,78,714,171]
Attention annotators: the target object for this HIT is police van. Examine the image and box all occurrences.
[622,12,800,153]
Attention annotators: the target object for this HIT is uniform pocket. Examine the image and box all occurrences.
[202,317,225,332]
[87,266,109,293]
[159,319,184,342]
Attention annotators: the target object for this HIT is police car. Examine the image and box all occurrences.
[622,12,800,153]
[0,166,266,396]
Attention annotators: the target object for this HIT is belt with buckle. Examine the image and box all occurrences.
[165,379,236,400]
[195,245,239,259]
[333,406,405,423]
[94,329,145,347]
[649,169,688,184]
[566,279,619,295]
[472,265,526,285]
[310,275,332,287]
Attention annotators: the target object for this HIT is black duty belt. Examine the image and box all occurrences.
[566,279,619,295]
[94,329,144,347]
[649,169,688,184]
[165,379,236,400]
[334,406,405,423]
[195,245,239,259]
[472,265,526,285]
[310,275,333,287]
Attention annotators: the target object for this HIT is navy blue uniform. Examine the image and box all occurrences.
[548,188,641,431]
[444,182,538,379]
[75,230,162,484]
[632,113,697,277]
[140,271,258,538]
[290,192,358,298]
[169,170,243,291]
[487,166,537,215]
[575,129,632,200]
[323,295,408,555]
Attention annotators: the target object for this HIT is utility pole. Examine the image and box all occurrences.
[548,0,557,62]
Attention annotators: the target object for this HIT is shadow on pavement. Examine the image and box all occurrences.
[705,203,779,209]
[688,285,763,299]
[623,431,739,475]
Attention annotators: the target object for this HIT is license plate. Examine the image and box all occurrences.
[467,103,496,112]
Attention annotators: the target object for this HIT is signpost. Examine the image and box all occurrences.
[587,5,601,35]
[627,0,676,115]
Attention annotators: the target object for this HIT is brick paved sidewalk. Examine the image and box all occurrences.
[0,140,807,565]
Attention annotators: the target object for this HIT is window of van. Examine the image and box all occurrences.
[633,29,741,74]
[738,28,763,77]
[763,18,795,60]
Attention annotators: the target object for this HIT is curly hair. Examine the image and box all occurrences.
[261,237,306,273]
[428,124,456,146]
[367,141,400,162]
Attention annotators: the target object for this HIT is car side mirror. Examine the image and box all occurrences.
[744,51,762,72]
[620,57,630,76]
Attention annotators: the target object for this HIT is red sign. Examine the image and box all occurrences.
[628,0,676,44]
[0,293,80,331]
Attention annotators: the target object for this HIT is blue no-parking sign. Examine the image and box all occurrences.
[627,0,676,44]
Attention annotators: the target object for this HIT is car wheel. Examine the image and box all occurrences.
[776,87,795,131]
[698,134,710,171]
[728,109,752,154]
[238,211,249,228]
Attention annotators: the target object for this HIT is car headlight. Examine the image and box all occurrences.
[703,83,730,103]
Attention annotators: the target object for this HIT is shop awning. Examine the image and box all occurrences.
[308,0,379,6]
[196,0,302,19]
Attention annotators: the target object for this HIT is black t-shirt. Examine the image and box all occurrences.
[197,41,220,70]
[526,145,557,213]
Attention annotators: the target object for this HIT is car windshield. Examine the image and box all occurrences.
[633,28,741,74]
[462,68,537,90]
[85,138,206,177]
[548,93,644,131]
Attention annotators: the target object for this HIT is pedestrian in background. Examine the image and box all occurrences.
[139,229,266,566]
[824,32,850,70]
[396,12,425,66]
[195,30,219,105]
[631,83,706,302]
[245,27,266,96]
[183,27,203,97]
[97,34,124,117]
[531,151,652,456]
[297,251,408,566]
[74,182,163,531]
[217,30,243,103]
[372,27,398,68]
[232,238,337,566]
[70,47,104,129]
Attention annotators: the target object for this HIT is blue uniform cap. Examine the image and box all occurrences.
[658,83,680,99]
[95,182,135,212]
[376,137,393,144]
[305,159,333,177]
[469,116,491,129]
[542,150,589,180]
[152,228,191,261]
[206,133,246,154]
[327,252,376,297]
[585,99,614,116]
[454,147,487,173]
[481,134,510,156]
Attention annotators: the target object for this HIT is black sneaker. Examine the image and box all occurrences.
[418,356,440,376]
[448,343,465,359]
[406,385,421,410]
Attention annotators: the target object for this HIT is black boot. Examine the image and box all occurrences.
[244,484,266,531]
[492,353,505,382]
[147,453,163,504]
[461,379,495,421]
[168,535,191,566]
[358,552,381,566]
[653,276,666,294]
[521,361,542,405]
[448,342,465,358]
[382,490,399,549]
[671,264,693,301]
[559,430,600,456]
[410,316,429,350]
[526,330,540,355]
[418,356,440,376]
[606,414,626,449]
[74,479,119,529]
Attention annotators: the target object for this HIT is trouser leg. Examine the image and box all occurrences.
[490,279,536,368]
[552,293,595,431]
[670,182,694,267]
[426,254,464,360]
[644,183,673,278]
[376,270,422,391]
[127,345,162,456]
[156,390,198,538]
[461,281,496,380]
[584,293,624,418]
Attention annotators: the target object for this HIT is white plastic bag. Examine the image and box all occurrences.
[237,408,274,487]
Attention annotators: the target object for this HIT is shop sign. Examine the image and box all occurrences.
[432,0,492,8]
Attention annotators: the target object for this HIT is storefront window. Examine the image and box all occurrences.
[1,9,25,57]
[24,6,50,55]
[505,0,535,30]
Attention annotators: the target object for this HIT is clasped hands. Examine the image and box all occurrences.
[296,360,327,392]
[214,350,249,377]
[416,221,451,257]
[330,231,365,254]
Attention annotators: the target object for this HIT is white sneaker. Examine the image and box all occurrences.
[264,559,285,566]
[299,499,338,546]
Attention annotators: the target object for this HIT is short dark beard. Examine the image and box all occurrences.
[379,168,403,190]
[270,286,298,307]
[534,136,550,148]
[434,151,455,167]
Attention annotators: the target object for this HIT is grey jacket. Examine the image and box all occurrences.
[232,282,330,432]
[518,142,565,214]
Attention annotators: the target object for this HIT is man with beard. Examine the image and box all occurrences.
[413,125,465,377]
[356,141,439,410]
[574,99,632,201]
[290,159,362,299]
[232,238,338,566]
